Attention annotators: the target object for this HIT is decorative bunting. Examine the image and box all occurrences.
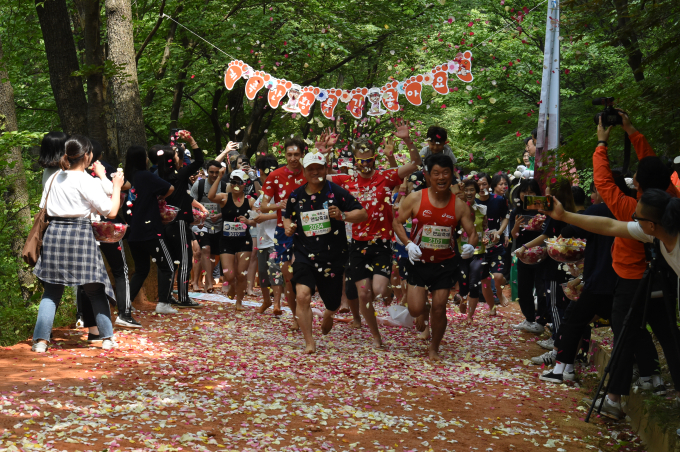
[223,52,474,117]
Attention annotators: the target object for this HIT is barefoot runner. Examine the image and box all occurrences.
[328,119,422,347]
[283,151,367,353]
[394,154,478,360]
[261,137,308,329]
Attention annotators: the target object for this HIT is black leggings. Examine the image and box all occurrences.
[165,220,193,303]
[128,237,175,305]
[516,260,546,323]
[77,239,132,322]
[458,256,487,298]
[554,289,613,365]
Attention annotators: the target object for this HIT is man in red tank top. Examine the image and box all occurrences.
[394,154,478,361]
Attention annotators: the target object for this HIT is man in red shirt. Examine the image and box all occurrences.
[590,112,680,419]
[329,119,422,347]
[262,137,308,330]
[395,153,477,360]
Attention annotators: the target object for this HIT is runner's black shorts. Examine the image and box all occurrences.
[407,258,460,292]
[291,261,344,311]
[220,235,253,255]
[349,239,392,281]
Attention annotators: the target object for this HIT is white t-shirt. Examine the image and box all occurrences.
[253,195,276,249]
[40,170,113,218]
[627,222,680,277]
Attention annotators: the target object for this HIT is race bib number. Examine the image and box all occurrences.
[203,203,219,215]
[405,219,412,234]
[301,209,331,237]
[223,221,247,237]
[420,225,451,250]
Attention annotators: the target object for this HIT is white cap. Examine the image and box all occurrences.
[230,169,247,181]
[303,152,326,168]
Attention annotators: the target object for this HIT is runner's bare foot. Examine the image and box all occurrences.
[418,326,431,340]
[487,306,497,316]
[304,343,316,354]
[499,294,510,307]
[257,300,272,314]
[351,317,362,329]
[338,306,350,314]
[321,310,334,335]
[290,320,300,331]
[428,347,442,361]
[372,337,383,348]
[273,308,283,316]
[459,300,467,314]
[235,302,247,311]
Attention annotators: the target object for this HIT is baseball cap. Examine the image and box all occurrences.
[303,152,326,168]
[230,169,247,181]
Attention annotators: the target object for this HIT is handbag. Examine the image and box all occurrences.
[22,172,58,267]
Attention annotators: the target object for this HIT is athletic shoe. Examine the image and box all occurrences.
[512,320,531,330]
[653,384,667,396]
[115,315,142,328]
[75,316,84,328]
[537,338,554,350]
[585,396,625,420]
[102,339,119,350]
[174,299,203,309]
[87,333,103,343]
[540,369,575,383]
[531,350,556,365]
[633,377,653,391]
[31,342,48,353]
[155,303,178,314]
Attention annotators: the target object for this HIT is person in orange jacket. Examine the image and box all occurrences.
[588,111,680,419]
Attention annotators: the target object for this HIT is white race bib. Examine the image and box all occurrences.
[420,225,451,250]
[301,209,331,237]
[203,203,219,215]
[223,221,247,237]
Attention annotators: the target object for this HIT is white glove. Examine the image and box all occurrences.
[405,242,423,264]
[522,170,534,178]
[516,165,527,173]
[460,244,475,259]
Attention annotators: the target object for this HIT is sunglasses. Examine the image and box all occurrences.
[631,212,656,224]
[230,178,245,185]
[355,157,375,165]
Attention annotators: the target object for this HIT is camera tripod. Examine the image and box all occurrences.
[585,239,680,422]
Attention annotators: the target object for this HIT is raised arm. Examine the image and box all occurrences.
[541,196,633,240]
[208,166,228,206]
[215,141,240,163]
[392,119,423,179]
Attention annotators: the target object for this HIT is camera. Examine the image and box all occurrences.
[592,97,623,127]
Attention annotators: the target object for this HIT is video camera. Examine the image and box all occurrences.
[592,97,623,128]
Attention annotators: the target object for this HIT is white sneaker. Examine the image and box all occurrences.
[526,322,545,333]
[155,302,178,314]
[31,342,48,353]
[633,377,653,391]
[531,350,556,365]
[512,320,531,330]
[537,338,554,350]
[102,339,119,350]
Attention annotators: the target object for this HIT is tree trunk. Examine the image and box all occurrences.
[0,35,37,300]
[612,0,645,82]
[35,0,89,135]
[74,0,113,163]
[105,0,147,161]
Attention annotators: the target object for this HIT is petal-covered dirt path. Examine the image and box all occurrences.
[1,292,645,451]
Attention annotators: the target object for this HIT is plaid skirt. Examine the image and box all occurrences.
[34,217,115,301]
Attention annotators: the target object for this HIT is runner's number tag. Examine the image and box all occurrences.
[203,203,219,215]
[301,209,331,237]
[223,221,247,237]
[420,225,451,250]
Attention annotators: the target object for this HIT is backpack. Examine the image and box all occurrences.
[197,178,227,202]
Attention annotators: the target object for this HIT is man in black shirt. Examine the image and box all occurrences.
[283,151,367,354]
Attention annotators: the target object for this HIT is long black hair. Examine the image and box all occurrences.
[639,189,680,236]
[512,178,541,211]
[157,146,178,181]
[124,146,148,182]
[39,132,68,168]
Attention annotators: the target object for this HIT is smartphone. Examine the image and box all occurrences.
[523,195,553,211]
[236,142,243,149]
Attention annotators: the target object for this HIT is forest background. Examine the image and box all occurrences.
[0,0,678,344]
